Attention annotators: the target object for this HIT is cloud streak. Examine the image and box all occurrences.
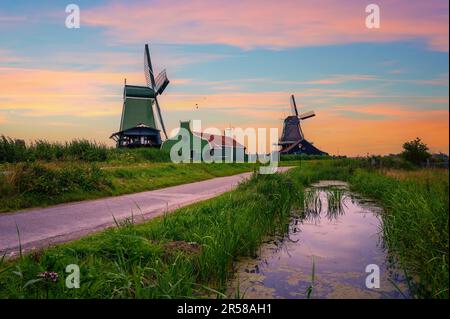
[311,104,449,155]
[83,0,448,51]
[1,66,448,155]
[0,67,127,117]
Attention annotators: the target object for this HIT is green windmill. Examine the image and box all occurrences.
[110,44,169,148]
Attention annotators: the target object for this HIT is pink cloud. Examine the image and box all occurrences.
[0,15,27,24]
[301,74,379,85]
[83,0,449,51]
[1,66,448,155]
[0,49,26,63]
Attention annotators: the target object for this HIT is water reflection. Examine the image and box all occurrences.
[227,181,410,299]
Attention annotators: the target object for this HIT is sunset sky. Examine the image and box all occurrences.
[0,0,448,156]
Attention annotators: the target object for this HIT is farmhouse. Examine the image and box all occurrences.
[161,121,246,162]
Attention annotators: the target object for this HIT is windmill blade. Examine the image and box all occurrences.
[154,97,168,139]
[290,94,299,117]
[144,44,156,89]
[299,111,315,120]
[154,69,170,95]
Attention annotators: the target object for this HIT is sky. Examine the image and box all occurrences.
[0,0,448,156]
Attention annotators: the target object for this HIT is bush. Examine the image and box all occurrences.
[8,163,112,196]
[360,155,415,170]
[65,140,108,162]
[31,140,58,161]
[0,136,27,162]
[401,137,431,166]
[0,136,110,163]
[0,135,171,163]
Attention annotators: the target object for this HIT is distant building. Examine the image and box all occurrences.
[161,121,246,162]
[278,95,328,156]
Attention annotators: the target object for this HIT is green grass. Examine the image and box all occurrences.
[348,168,449,298]
[0,136,174,163]
[0,160,447,299]
[0,162,257,212]
[0,136,261,212]
[0,137,109,163]
[0,172,302,298]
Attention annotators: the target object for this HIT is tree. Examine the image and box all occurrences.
[401,137,431,165]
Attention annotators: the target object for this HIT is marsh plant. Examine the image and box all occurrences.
[303,186,347,223]
[303,188,322,223]
[325,188,347,219]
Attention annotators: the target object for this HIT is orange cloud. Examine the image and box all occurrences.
[308,104,449,155]
[83,0,448,51]
[159,93,449,155]
[1,66,448,155]
[0,67,132,117]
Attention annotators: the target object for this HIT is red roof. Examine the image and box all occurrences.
[192,132,245,149]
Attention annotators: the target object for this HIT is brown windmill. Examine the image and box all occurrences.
[278,95,327,155]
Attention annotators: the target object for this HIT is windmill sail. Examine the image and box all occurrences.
[144,43,169,139]
[299,111,315,120]
[290,94,299,116]
[154,69,170,94]
[144,44,156,89]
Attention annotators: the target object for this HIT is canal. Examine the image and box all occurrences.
[227,181,410,299]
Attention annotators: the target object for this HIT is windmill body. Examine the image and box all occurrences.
[110,44,169,148]
[279,95,328,155]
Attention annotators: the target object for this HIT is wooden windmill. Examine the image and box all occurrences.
[279,95,328,155]
[110,44,170,148]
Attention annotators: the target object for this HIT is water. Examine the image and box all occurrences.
[227,181,410,299]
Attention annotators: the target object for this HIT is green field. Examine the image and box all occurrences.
[0,161,257,213]
[0,160,447,299]
[0,138,264,212]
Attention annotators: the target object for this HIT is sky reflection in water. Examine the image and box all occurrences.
[228,181,410,299]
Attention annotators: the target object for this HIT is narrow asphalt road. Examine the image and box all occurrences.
[0,167,290,256]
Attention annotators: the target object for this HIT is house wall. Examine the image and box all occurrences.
[161,121,248,162]
[160,121,210,160]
